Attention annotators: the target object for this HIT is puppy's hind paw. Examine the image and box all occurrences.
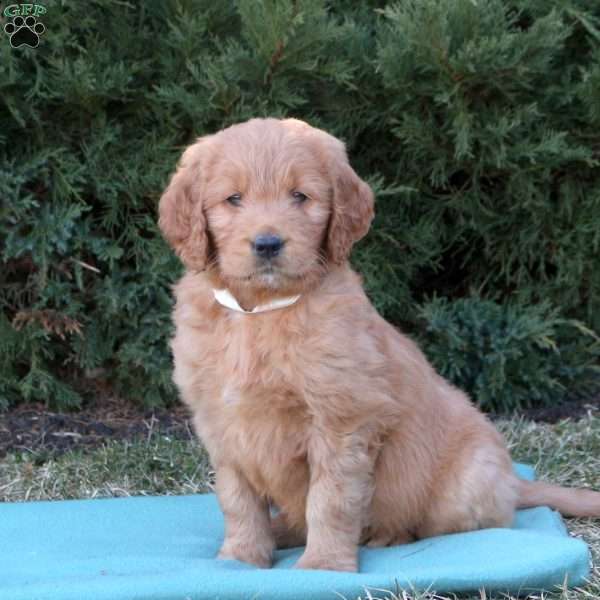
[362,529,414,548]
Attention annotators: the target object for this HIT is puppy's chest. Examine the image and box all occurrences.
[210,312,306,390]
[221,387,311,496]
[214,314,312,494]
[184,309,315,494]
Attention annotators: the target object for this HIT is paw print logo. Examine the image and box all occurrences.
[4,15,45,48]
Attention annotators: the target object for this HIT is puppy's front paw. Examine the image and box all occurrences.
[294,550,358,572]
[218,537,274,568]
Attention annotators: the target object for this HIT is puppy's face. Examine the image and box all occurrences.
[159,118,374,295]
[203,124,333,290]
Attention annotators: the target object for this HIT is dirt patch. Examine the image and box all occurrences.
[0,398,194,458]
[520,395,600,423]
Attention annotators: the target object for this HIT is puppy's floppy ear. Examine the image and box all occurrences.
[326,140,375,264]
[158,136,213,270]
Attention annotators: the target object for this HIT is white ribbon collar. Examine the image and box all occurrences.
[213,288,301,314]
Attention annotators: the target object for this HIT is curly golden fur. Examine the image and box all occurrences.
[159,117,600,572]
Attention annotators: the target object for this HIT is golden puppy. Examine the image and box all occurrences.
[159,117,600,572]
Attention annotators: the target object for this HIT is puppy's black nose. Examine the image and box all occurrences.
[252,234,283,259]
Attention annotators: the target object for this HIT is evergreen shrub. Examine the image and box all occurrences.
[1,0,599,412]
[419,297,599,413]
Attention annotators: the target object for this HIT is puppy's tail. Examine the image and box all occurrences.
[517,479,600,517]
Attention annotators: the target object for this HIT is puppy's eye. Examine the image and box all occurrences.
[226,193,242,206]
[292,191,308,204]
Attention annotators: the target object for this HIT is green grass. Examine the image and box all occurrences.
[1,415,599,600]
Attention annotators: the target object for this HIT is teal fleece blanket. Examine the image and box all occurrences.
[0,464,590,600]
